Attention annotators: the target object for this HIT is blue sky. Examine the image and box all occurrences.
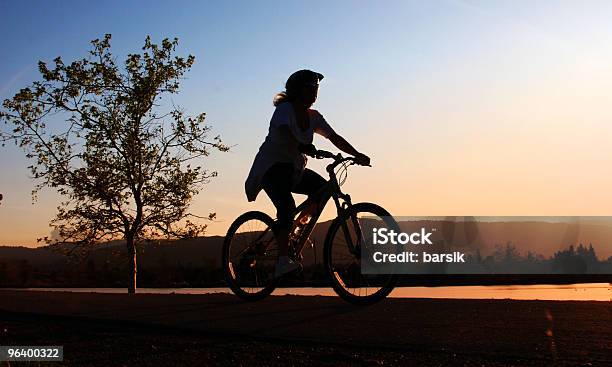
[2,1,612,245]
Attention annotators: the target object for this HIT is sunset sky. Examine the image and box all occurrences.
[2,0,612,246]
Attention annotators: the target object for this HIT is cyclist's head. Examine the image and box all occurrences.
[273,69,324,107]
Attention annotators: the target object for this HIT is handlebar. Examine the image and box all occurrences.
[304,149,371,167]
[312,149,337,159]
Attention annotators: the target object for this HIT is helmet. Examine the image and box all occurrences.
[285,69,324,94]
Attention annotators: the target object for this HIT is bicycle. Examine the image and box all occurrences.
[222,149,400,305]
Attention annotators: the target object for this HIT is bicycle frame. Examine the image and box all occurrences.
[233,152,366,263]
[290,154,364,258]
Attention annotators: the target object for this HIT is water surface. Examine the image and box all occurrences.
[8,283,611,301]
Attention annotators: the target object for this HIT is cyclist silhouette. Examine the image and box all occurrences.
[245,70,370,277]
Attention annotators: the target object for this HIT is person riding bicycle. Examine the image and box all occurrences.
[245,69,370,277]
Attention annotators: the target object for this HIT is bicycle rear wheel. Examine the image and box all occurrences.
[223,211,278,301]
[324,202,399,305]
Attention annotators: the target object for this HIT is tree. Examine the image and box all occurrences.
[0,34,229,293]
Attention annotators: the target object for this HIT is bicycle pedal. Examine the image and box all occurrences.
[290,254,304,262]
[285,262,304,274]
[279,266,304,281]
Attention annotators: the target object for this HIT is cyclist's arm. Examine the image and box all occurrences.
[327,132,361,157]
[313,111,367,159]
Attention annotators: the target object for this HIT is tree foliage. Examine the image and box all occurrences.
[1,34,229,249]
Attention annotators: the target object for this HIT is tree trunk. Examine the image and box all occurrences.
[127,235,137,294]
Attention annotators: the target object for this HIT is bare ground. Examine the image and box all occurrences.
[0,290,610,366]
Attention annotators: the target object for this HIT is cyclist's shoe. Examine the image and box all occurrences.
[274,256,301,278]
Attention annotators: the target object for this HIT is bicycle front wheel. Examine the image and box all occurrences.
[222,211,278,301]
[324,202,399,305]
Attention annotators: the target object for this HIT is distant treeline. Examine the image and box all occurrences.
[457,242,612,274]
[0,242,611,288]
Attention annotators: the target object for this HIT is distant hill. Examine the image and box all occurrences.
[0,245,66,268]
[396,220,612,258]
[2,219,612,269]
[1,219,610,287]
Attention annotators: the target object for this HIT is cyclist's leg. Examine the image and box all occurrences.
[261,162,296,257]
[292,168,327,214]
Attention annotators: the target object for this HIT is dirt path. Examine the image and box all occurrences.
[0,290,610,366]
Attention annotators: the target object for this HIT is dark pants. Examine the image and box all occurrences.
[261,162,327,231]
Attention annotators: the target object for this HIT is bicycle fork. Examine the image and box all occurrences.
[334,193,365,257]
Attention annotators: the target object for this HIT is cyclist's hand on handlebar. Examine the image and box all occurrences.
[353,152,371,166]
[298,143,317,157]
